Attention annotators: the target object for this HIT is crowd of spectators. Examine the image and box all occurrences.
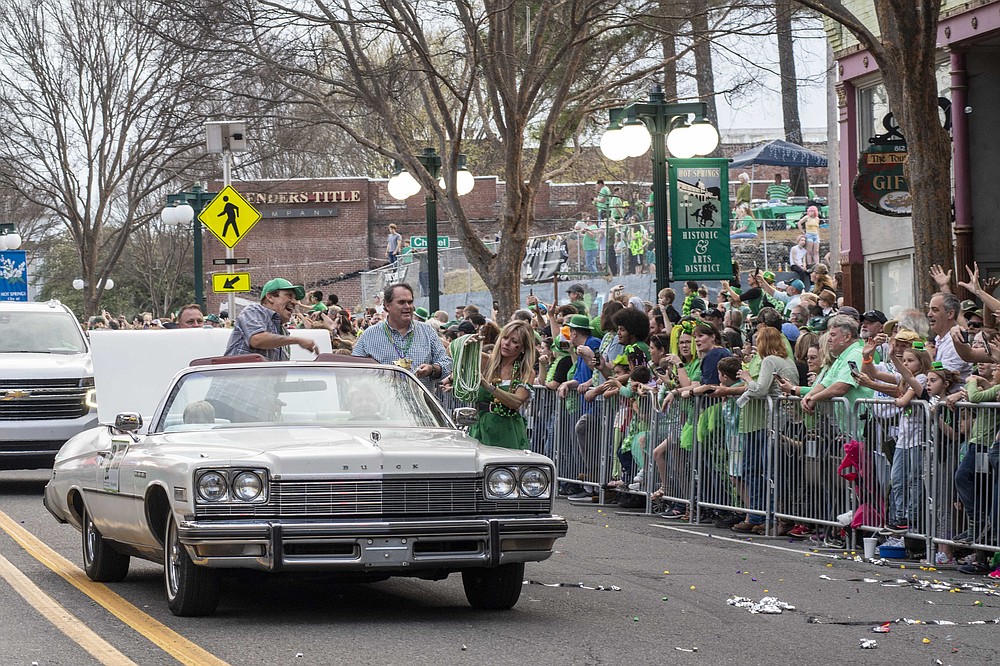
[81,257,1000,578]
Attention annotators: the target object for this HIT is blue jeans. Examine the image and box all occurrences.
[730,232,758,240]
[584,249,599,273]
[742,429,768,524]
[889,445,922,525]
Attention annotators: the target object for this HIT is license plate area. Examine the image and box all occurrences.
[360,537,412,567]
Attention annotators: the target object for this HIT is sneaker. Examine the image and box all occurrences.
[627,481,641,491]
[631,470,644,485]
[774,520,794,537]
[953,529,975,545]
[660,506,685,519]
[714,513,742,529]
[788,524,812,539]
[824,532,846,549]
[989,568,1000,580]
[567,491,598,503]
[750,524,768,535]
[883,522,908,534]
[958,562,992,576]
[731,521,756,533]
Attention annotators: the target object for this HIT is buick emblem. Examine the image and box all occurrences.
[370,431,381,443]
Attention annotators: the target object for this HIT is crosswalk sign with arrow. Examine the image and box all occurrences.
[212,272,251,293]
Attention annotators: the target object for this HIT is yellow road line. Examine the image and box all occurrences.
[0,550,137,666]
[0,511,229,666]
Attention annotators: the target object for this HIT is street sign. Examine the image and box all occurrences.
[199,186,262,248]
[409,235,450,250]
[212,272,251,293]
[668,158,731,281]
[212,257,250,265]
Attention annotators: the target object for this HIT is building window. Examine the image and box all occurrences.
[869,256,913,317]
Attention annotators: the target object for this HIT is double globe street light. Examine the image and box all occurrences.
[387,148,475,312]
[599,85,719,290]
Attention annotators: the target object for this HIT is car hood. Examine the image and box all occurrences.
[150,427,536,477]
[0,352,91,378]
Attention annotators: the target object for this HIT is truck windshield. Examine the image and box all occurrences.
[0,311,88,354]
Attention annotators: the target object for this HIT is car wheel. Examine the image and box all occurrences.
[82,509,129,582]
[163,512,220,617]
[461,562,524,610]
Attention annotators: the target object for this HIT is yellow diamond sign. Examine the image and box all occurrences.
[199,185,261,248]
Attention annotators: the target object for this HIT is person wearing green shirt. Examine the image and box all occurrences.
[730,205,759,239]
[801,314,873,434]
[766,174,793,202]
[735,172,752,208]
[593,179,611,221]
[581,219,600,273]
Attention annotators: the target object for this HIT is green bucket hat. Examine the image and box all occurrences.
[414,307,430,321]
[260,278,305,300]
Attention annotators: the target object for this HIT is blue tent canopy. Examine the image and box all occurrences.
[728,139,828,169]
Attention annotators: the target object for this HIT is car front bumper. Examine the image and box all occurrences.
[177,515,568,572]
[1,412,98,470]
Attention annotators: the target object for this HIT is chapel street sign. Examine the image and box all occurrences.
[669,158,731,281]
[410,236,450,250]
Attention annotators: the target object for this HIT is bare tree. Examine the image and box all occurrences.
[776,0,807,195]
[0,0,212,317]
[795,0,951,307]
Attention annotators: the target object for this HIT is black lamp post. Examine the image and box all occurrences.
[162,184,216,309]
[387,148,475,314]
[601,85,719,292]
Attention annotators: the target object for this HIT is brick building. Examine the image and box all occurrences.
[205,143,829,313]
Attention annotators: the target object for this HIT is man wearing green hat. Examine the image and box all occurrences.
[223,278,319,360]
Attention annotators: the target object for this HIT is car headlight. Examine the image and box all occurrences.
[519,467,549,498]
[232,471,263,501]
[197,471,228,502]
[84,388,97,409]
[486,468,516,498]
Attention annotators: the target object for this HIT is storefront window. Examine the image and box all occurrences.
[869,256,914,317]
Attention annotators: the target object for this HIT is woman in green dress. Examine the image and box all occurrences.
[468,320,537,450]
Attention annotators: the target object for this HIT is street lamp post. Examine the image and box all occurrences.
[387,148,475,313]
[600,85,719,292]
[161,184,216,309]
[0,222,22,250]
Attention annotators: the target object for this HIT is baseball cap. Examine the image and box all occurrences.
[838,306,861,321]
[261,278,305,300]
[781,322,801,343]
[702,308,723,319]
[567,283,585,295]
[789,279,805,291]
[457,320,476,334]
[861,309,887,324]
[961,299,979,313]
[688,297,707,312]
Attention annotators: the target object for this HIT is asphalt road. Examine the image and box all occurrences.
[2,470,999,665]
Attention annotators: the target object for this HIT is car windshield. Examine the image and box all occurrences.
[156,365,450,432]
[0,310,87,354]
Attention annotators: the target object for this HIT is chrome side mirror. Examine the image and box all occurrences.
[452,407,477,427]
[114,412,143,432]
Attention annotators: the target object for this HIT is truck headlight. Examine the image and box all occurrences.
[84,388,97,409]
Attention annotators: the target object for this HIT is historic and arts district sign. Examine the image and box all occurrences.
[669,158,731,281]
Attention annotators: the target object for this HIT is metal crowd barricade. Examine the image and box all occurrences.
[691,394,751,524]
[770,396,855,541]
[851,399,933,561]
[550,389,611,501]
[931,401,1000,559]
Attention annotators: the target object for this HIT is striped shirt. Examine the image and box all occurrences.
[353,319,452,386]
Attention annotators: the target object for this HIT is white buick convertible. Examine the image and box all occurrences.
[44,342,566,617]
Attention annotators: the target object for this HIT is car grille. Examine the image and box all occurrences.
[195,478,551,518]
[0,379,90,420]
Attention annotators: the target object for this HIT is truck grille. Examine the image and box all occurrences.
[195,478,550,518]
[0,379,89,420]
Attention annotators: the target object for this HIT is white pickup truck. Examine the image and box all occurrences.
[0,300,97,469]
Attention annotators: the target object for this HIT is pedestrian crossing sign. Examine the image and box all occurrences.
[198,185,261,248]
